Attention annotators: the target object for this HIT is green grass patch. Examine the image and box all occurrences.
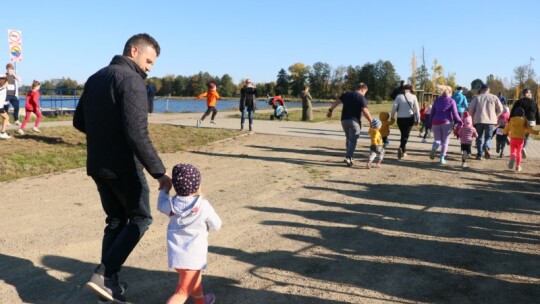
[0,124,239,182]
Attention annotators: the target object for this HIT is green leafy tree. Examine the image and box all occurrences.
[308,61,331,98]
[159,74,175,96]
[344,65,361,91]
[329,65,346,98]
[486,74,505,95]
[219,74,236,97]
[173,75,187,96]
[275,69,289,96]
[288,63,310,96]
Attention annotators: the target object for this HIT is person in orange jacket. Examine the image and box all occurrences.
[195,82,221,126]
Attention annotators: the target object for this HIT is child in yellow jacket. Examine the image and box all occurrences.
[379,111,394,149]
[196,83,221,126]
[367,119,384,168]
[503,107,539,172]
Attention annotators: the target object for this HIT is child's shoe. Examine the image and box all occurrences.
[17,128,25,135]
[0,132,11,139]
[499,151,503,158]
[204,293,216,304]
[462,162,467,168]
[516,165,522,172]
[375,161,382,168]
[397,148,403,159]
[32,127,41,133]
[422,138,427,143]
[366,162,371,169]
[429,147,436,160]
[439,156,446,165]
[508,157,515,170]
[14,120,21,126]
[462,151,468,162]
[196,119,202,127]
[522,148,527,159]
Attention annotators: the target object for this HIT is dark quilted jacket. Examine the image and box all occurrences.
[73,55,165,179]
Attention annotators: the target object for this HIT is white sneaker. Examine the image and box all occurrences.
[17,129,25,135]
[32,127,41,133]
[196,120,202,127]
[516,165,523,172]
[14,120,21,126]
[210,120,216,125]
[522,148,527,159]
[0,132,11,139]
[6,121,12,126]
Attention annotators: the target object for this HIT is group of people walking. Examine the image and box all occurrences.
[0,63,43,139]
[330,82,540,172]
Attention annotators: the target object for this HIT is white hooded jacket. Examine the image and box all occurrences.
[158,191,222,269]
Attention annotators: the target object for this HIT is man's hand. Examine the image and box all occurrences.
[326,109,333,118]
[157,174,172,193]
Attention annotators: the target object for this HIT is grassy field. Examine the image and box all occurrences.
[0,124,239,182]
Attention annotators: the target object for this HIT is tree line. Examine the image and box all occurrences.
[33,54,539,102]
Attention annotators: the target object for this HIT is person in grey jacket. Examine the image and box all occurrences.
[468,84,503,160]
[73,33,172,303]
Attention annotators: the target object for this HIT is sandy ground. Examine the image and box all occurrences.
[1,126,539,303]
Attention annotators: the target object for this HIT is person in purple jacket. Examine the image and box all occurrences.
[429,86,463,164]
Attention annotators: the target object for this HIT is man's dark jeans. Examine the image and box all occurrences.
[92,170,152,277]
[4,95,20,121]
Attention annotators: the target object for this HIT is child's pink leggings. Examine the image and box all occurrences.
[167,269,206,304]
[509,138,525,166]
[20,109,42,129]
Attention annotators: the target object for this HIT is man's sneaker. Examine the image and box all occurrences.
[249,125,253,131]
[196,120,202,127]
[344,158,353,167]
[17,129,25,135]
[14,120,21,126]
[240,125,244,131]
[0,132,11,139]
[483,147,490,159]
[508,157,515,170]
[429,147,436,160]
[210,120,216,125]
[86,272,127,304]
[516,165,523,172]
[496,146,500,153]
[97,276,127,304]
[499,152,503,158]
[397,148,403,160]
[32,127,41,133]
[475,154,482,160]
[522,148,527,159]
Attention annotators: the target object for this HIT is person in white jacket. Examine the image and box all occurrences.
[158,164,222,304]
[390,84,420,159]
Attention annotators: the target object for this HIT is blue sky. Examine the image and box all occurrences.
[5,0,539,89]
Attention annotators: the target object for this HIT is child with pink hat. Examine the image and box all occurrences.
[457,112,478,168]
[157,164,221,304]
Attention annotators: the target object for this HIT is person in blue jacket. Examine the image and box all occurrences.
[452,86,468,119]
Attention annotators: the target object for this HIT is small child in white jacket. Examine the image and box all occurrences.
[158,164,222,304]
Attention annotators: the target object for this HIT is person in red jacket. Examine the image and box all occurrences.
[196,82,221,127]
[18,80,42,135]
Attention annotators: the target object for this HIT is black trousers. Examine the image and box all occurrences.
[92,170,152,277]
[201,106,217,121]
[397,116,415,152]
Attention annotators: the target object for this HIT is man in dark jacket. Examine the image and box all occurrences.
[73,33,172,303]
[239,79,257,131]
[146,78,157,113]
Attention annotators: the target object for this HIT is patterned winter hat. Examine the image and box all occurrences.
[372,119,382,129]
[172,164,202,196]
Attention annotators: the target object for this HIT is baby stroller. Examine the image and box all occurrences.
[268,95,288,121]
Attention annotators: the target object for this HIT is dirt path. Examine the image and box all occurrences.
[1,132,539,303]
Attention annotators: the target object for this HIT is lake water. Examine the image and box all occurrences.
[37,97,327,113]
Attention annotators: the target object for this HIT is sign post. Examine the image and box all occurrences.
[7,29,23,64]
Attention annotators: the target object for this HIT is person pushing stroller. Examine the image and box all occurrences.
[268,94,288,121]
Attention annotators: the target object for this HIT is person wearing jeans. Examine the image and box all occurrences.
[73,33,172,303]
[468,84,503,160]
[3,63,21,125]
[390,84,420,159]
[327,82,372,167]
[239,79,257,131]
